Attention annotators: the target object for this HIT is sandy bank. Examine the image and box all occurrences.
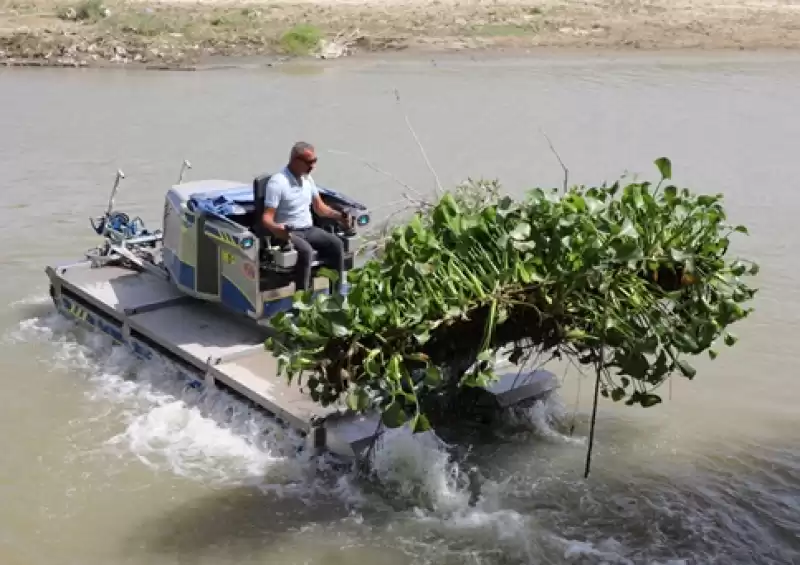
[2,0,800,68]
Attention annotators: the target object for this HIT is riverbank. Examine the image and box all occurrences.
[2,0,800,68]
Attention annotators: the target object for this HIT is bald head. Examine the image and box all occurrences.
[288,141,317,176]
[290,141,314,159]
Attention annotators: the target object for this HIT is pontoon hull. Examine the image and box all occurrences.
[46,259,559,459]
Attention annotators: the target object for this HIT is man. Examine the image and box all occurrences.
[261,141,351,291]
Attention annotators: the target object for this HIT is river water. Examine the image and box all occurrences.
[1,51,799,565]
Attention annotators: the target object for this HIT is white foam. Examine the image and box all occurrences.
[555,535,691,565]
[367,426,471,512]
[6,296,608,562]
[6,307,305,489]
[9,305,575,491]
[503,394,588,446]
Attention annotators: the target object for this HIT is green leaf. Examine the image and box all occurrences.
[346,390,358,411]
[585,196,604,214]
[412,413,431,433]
[320,295,344,313]
[655,157,672,180]
[346,388,370,412]
[621,352,649,379]
[381,401,407,428]
[404,352,430,363]
[640,393,662,407]
[363,349,381,377]
[611,238,641,262]
[565,328,589,341]
[730,261,747,277]
[512,240,537,252]
[618,218,637,238]
[317,267,339,283]
[676,359,697,379]
[414,329,431,344]
[509,222,531,241]
[424,366,442,386]
[734,225,749,235]
[291,298,312,311]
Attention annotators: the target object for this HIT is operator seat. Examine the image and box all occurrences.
[252,174,271,253]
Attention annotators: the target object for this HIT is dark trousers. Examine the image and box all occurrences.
[289,226,344,291]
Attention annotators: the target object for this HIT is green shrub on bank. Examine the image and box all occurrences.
[279,24,323,55]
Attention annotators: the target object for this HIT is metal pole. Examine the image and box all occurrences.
[105,170,125,219]
[177,160,192,184]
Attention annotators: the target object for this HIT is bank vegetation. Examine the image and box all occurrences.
[2,0,800,68]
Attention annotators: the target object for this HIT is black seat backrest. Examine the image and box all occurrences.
[253,174,271,246]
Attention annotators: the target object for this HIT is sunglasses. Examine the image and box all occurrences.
[298,156,317,165]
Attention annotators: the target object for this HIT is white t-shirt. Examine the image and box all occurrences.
[264,166,319,229]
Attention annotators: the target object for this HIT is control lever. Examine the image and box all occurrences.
[337,207,358,237]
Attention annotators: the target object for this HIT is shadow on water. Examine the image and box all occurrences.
[121,472,543,564]
[6,298,55,324]
[119,436,800,565]
[122,485,381,558]
[503,437,800,565]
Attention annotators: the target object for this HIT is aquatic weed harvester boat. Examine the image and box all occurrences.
[45,161,559,459]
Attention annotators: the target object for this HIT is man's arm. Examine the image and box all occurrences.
[309,179,348,225]
[311,192,348,224]
[262,177,289,241]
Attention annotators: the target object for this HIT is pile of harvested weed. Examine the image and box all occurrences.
[265,158,758,432]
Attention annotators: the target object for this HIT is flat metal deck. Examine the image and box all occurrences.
[45,259,558,458]
[45,260,364,448]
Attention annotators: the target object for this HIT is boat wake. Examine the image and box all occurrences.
[5,293,702,565]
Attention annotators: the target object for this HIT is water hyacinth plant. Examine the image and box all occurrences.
[264,158,759,432]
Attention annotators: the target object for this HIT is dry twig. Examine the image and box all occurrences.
[540,128,569,193]
[394,88,443,198]
[326,148,427,200]
[316,28,363,59]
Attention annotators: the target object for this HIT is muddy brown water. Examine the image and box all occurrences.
[1,51,799,565]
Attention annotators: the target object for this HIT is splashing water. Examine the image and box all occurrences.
[6,297,576,489]
[8,296,796,565]
[6,306,307,488]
